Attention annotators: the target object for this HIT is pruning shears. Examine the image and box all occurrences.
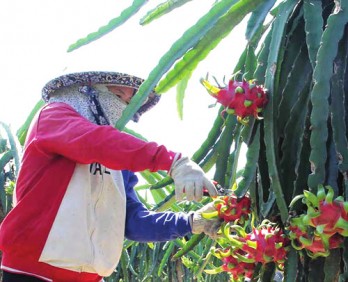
[203,181,231,197]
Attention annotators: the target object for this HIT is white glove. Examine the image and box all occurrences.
[190,202,222,239]
[170,156,218,202]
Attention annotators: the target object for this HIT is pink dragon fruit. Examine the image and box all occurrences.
[206,221,288,279]
[202,194,251,225]
[221,254,255,281]
[302,186,348,237]
[287,185,348,258]
[207,247,255,281]
[214,221,289,266]
[235,224,289,265]
[200,77,268,121]
[215,194,251,224]
[288,215,344,258]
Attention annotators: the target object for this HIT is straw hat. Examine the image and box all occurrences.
[42,71,160,123]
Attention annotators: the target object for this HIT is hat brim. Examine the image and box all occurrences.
[42,71,160,121]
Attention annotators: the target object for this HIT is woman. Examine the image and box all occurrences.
[0,71,221,282]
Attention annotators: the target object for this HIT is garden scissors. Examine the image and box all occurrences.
[203,181,231,197]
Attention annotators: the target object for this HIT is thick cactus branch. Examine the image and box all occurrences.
[303,0,323,69]
[235,125,260,197]
[308,0,348,191]
[263,0,298,223]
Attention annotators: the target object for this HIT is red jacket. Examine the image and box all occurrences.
[0,103,180,281]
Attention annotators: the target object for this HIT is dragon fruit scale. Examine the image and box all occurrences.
[200,76,268,121]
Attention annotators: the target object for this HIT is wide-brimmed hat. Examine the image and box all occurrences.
[42,71,160,122]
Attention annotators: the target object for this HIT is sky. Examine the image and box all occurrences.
[0,0,248,157]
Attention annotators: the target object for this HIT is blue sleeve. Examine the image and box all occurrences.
[122,170,192,242]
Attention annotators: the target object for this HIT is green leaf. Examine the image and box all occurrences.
[340,239,348,281]
[150,176,173,190]
[277,43,311,132]
[308,0,348,190]
[278,60,312,204]
[263,0,298,223]
[172,235,203,260]
[243,45,258,80]
[234,125,260,197]
[140,0,193,25]
[283,247,298,282]
[253,27,272,83]
[176,75,189,120]
[0,122,20,175]
[67,0,147,52]
[330,30,348,173]
[245,0,276,41]
[116,0,240,130]
[157,241,175,276]
[324,249,341,282]
[204,266,223,274]
[156,0,265,94]
[213,115,237,187]
[277,12,306,96]
[303,0,323,69]
[0,151,13,173]
[191,106,224,163]
[16,99,44,146]
[124,127,148,141]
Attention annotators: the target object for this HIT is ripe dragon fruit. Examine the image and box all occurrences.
[288,216,344,258]
[206,247,255,281]
[200,76,268,122]
[287,185,347,257]
[202,194,251,225]
[231,223,289,265]
[221,254,255,281]
[215,194,251,224]
[206,221,288,281]
[302,186,348,237]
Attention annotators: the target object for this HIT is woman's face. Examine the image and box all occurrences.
[106,85,134,104]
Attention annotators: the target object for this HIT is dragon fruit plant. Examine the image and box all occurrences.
[287,185,347,258]
[200,75,268,123]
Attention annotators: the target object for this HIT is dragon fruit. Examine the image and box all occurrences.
[294,185,348,236]
[287,185,348,257]
[231,223,289,265]
[215,194,251,224]
[221,253,255,281]
[202,194,251,225]
[211,221,289,267]
[200,76,268,121]
[303,186,348,237]
[206,247,255,281]
[288,215,344,258]
[205,218,288,280]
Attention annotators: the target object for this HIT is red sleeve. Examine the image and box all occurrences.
[33,103,177,172]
